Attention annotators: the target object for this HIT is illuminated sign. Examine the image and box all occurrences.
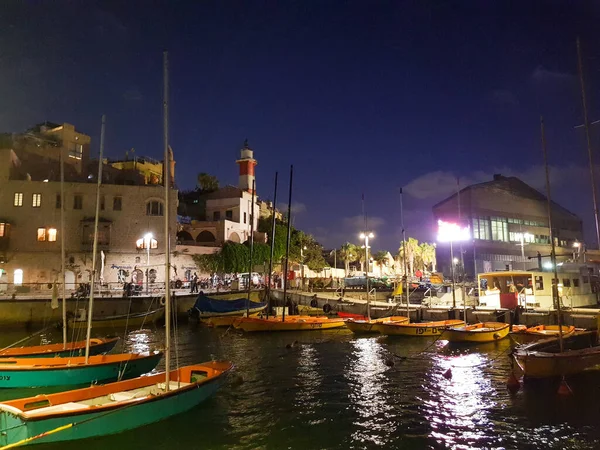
[437,219,471,242]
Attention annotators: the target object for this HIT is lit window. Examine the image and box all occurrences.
[0,223,5,237]
[32,193,42,207]
[136,238,158,249]
[14,192,23,207]
[37,228,47,241]
[13,269,23,286]
[74,194,83,210]
[48,228,57,242]
[146,201,164,216]
[69,143,83,159]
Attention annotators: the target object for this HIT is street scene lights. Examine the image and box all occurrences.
[437,220,470,308]
[360,232,374,301]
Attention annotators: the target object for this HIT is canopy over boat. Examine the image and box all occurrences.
[191,293,267,318]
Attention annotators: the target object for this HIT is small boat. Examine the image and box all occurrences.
[234,316,346,332]
[0,361,232,446]
[68,308,165,330]
[509,325,577,346]
[188,293,267,319]
[442,322,510,343]
[337,311,368,321]
[202,312,261,328]
[0,351,163,388]
[512,331,600,378]
[374,320,465,337]
[345,316,409,334]
[0,337,119,359]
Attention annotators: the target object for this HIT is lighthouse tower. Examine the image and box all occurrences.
[236,139,257,193]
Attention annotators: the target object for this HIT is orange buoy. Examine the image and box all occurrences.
[506,372,520,393]
[442,368,452,379]
[557,377,572,396]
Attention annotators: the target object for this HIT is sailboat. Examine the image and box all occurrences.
[67,308,165,330]
[441,322,510,343]
[0,52,233,446]
[509,325,577,347]
[235,166,346,332]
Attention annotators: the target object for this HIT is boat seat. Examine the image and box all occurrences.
[156,381,190,391]
[108,390,148,402]
[25,402,90,417]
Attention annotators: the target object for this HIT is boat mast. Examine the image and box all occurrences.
[266,172,278,319]
[84,114,106,363]
[362,194,370,320]
[163,50,172,390]
[400,188,409,320]
[246,179,256,316]
[60,146,67,349]
[577,37,600,250]
[282,165,293,322]
[540,116,563,353]
[457,178,466,322]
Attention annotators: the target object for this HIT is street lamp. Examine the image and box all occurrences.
[437,220,470,308]
[360,232,374,302]
[144,233,153,266]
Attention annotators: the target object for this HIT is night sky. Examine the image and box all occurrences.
[2,1,600,252]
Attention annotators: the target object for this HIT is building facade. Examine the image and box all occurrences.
[432,175,585,279]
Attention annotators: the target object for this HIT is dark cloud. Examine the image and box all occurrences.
[531,66,575,83]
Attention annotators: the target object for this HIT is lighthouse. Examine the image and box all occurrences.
[236,139,257,193]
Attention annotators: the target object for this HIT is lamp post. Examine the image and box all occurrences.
[143,233,153,295]
[360,232,374,303]
[437,220,470,309]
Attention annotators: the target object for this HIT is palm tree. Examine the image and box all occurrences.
[339,242,359,276]
[419,243,437,273]
[398,238,420,276]
[373,250,388,276]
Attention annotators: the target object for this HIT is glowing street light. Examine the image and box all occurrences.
[514,232,533,269]
[360,232,374,304]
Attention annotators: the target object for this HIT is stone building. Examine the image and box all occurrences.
[433,174,586,279]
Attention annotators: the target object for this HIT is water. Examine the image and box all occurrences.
[2,325,600,449]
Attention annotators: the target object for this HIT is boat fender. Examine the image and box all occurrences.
[323,303,332,314]
[160,296,166,306]
[310,298,319,308]
[493,332,501,340]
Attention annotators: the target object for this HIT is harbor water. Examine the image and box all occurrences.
[2,325,600,449]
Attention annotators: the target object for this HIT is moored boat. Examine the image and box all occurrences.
[188,292,267,319]
[509,324,577,347]
[374,320,465,337]
[512,331,600,378]
[0,351,163,388]
[234,316,346,332]
[442,322,510,343]
[0,337,119,359]
[0,361,232,447]
[345,316,409,334]
[68,308,164,330]
[202,313,261,328]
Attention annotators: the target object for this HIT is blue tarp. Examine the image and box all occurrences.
[192,293,267,314]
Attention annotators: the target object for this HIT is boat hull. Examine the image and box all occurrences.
[68,308,164,330]
[442,322,510,343]
[345,316,409,334]
[202,313,260,328]
[374,320,465,337]
[513,331,600,378]
[0,362,232,446]
[0,352,162,388]
[234,317,346,332]
[0,337,119,359]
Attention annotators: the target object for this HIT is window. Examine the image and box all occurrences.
[535,276,544,290]
[225,210,233,220]
[37,228,47,241]
[48,228,57,242]
[69,143,83,159]
[55,194,61,209]
[560,240,567,247]
[490,217,508,242]
[573,278,580,288]
[135,237,158,249]
[100,195,105,211]
[146,201,164,216]
[562,279,571,288]
[535,235,550,244]
[472,217,490,240]
[32,193,42,207]
[244,212,247,224]
[213,211,220,221]
[74,194,83,210]
[13,192,23,207]
[82,224,111,246]
[13,269,23,286]
[113,196,122,211]
[0,223,5,237]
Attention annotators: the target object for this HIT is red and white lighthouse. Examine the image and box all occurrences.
[236,139,257,193]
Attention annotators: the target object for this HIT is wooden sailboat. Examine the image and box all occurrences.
[441,322,510,343]
[68,308,165,330]
[0,52,232,447]
[509,325,577,347]
[0,337,119,359]
[345,316,409,334]
[373,319,464,337]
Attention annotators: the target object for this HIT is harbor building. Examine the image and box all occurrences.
[433,174,588,279]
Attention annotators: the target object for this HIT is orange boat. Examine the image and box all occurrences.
[0,337,119,359]
[509,324,577,346]
[345,316,409,334]
[373,319,465,337]
[234,315,346,332]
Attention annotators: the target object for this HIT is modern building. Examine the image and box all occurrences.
[432,174,587,279]
[0,123,191,294]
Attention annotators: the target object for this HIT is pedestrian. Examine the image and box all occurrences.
[190,272,198,293]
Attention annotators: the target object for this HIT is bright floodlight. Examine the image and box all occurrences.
[543,261,553,269]
[453,258,459,264]
[437,220,470,242]
[573,241,581,248]
[144,233,153,241]
[359,232,374,239]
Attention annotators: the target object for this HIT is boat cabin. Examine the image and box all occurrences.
[478,264,599,309]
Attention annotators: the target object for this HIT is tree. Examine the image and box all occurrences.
[419,243,437,273]
[196,173,219,192]
[373,251,388,276]
[339,242,359,276]
[397,238,420,276]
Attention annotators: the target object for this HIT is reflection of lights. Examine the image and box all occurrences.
[294,345,321,416]
[127,330,151,354]
[346,338,394,446]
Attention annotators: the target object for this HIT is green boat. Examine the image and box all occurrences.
[0,351,162,388]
